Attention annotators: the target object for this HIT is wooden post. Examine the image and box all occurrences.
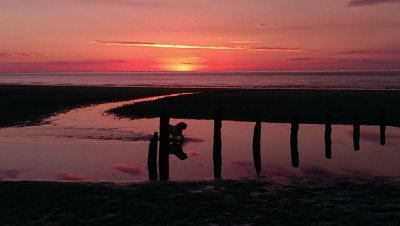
[252,119,262,176]
[353,114,360,151]
[213,110,222,179]
[324,115,332,159]
[147,132,158,181]
[290,115,299,168]
[380,110,386,146]
[159,112,170,181]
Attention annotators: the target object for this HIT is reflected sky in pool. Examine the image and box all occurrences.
[1,95,399,182]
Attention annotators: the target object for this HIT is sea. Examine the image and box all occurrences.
[1,70,400,89]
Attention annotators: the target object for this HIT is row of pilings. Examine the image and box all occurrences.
[147,110,387,181]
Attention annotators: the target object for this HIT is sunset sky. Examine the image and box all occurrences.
[1,0,399,72]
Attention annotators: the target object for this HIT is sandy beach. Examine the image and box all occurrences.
[1,177,400,225]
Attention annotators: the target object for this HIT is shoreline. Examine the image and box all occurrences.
[2,85,400,128]
[0,85,205,127]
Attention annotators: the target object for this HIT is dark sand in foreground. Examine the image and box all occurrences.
[1,178,400,226]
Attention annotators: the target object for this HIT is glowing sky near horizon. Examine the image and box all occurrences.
[0,0,399,72]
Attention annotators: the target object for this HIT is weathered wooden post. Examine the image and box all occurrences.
[159,112,170,181]
[290,115,299,168]
[252,119,262,176]
[353,113,360,151]
[324,115,332,159]
[213,110,222,179]
[380,110,386,146]
[147,132,158,181]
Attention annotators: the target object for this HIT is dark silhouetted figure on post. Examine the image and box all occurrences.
[353,113,360,151]
[290,115,299,168]
[169,122,187,141]
[147,132,158,181]
[252,119,262,176]
[213,110,222,179]
[325,114,332,159]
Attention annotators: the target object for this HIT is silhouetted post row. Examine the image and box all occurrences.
[290,115,300,168]
[252,119,262,176]
[213,110,222,179]
[147,132,158,181]
[324,114,332,159]
[159,112,170,181]
[353,113,360,151]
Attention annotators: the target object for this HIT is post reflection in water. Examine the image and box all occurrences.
[252,119,262,177]
[325,115,332,159]
[290,115,300,168]
[353,114,361,151]
[380,110,386,146]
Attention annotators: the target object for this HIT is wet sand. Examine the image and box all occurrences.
[0,85,200,127]
[1,177,400,225]
[3,85,400,128]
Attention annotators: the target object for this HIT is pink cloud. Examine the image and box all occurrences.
[110,164,142,176]
[0,59,154,73]
[256,24,278,28]
[347,0,400,6]
[0,52,48,57]
[229,40,261,44]
[287,58,315,61]
[56,172,89,181]
[341,49,400,55]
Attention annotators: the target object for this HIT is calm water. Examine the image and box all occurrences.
[1,71,400,89]
[1,93,399,182]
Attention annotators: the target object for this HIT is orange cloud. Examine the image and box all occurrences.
[92,40,310,53]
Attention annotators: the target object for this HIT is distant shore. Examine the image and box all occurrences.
[2,85,400,128]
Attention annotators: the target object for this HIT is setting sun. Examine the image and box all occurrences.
[160,57,204,71]
[169,63,196,72]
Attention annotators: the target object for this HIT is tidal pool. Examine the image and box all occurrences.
[1,94,399,182]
